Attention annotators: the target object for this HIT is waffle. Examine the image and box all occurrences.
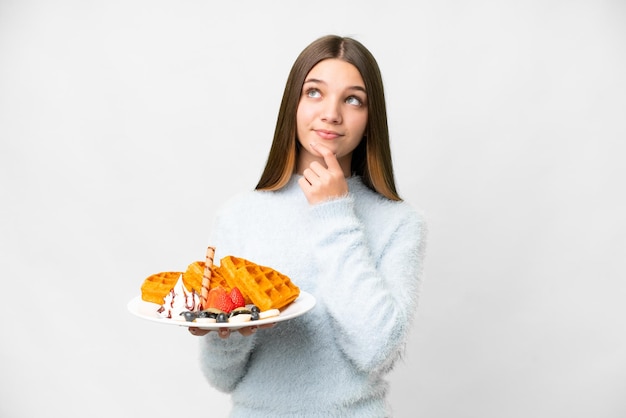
[210,265,242,298]
[140,271,182,305]
[182,261,233,295]
[181,261,203,293]
[217,256,300,311]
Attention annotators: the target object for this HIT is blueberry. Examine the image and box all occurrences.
[181,311,196,322]
[216,313,228,323]
[250,305,260,314]
[251,311,260,321]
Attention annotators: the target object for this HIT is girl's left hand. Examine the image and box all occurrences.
[298,142,349,204]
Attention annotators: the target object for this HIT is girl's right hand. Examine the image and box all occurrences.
[188,323,275,339]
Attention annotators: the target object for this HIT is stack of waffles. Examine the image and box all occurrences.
[140,248,300,312]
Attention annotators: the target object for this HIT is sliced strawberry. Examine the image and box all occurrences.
[207,287,235,313]
[229,287,246,309]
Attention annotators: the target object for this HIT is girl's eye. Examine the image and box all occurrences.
[346,96,364,106]
[305,88,321,98]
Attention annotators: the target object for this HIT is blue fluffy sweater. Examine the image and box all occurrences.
[199,175,426,417]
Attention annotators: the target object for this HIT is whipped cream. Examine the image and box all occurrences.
[157,276,200,319]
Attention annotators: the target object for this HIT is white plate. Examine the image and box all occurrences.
[127,291,316,330]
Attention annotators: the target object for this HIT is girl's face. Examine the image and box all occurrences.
[295,58,368,175]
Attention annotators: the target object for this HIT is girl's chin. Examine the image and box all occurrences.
[312,140,339,152]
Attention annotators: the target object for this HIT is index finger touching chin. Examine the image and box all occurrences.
[310,142,341,170]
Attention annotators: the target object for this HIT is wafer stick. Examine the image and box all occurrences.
[201,246,216,309]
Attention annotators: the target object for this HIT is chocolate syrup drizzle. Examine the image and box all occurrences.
[158,286,199,318]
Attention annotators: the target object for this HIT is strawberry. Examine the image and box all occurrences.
[229,287,246,309]
[206,287,235,313]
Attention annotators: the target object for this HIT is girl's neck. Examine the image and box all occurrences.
[296,153,352,177]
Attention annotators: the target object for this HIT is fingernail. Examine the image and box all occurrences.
[250,327,257,333]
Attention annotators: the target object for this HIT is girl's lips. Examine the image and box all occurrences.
[315,129,341,140]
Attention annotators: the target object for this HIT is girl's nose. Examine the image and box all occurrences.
[320,100,342,124]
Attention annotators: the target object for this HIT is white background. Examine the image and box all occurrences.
[1,1,625,417]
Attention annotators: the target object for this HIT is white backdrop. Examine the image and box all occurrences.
[1,1,625,417]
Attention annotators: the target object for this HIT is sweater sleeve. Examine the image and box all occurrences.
[309,194,426,374]
[198,331,256,393]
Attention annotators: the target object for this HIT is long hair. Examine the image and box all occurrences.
[255,35,401,201]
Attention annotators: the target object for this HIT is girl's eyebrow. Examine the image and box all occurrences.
[348,85,367,94]
[303,78,367,93]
